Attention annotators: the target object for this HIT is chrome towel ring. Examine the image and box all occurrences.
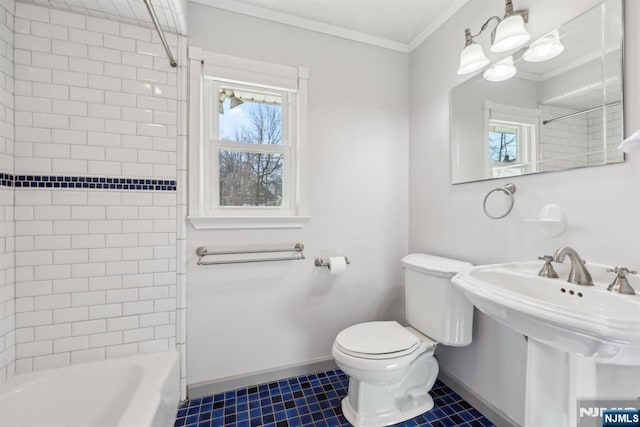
[483,183,516,219]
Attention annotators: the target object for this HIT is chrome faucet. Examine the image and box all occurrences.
[553,247,594,286]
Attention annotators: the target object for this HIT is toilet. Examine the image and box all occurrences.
[332,254,474,427]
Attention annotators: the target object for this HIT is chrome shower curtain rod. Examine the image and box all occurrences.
[542,101,622,125]
[143,0,178,67]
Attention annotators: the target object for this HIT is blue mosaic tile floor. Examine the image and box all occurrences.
[175,369,495,427]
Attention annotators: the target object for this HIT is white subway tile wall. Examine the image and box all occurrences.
[14,6,178,177]
[0,0,15,385]
[540,104,624,171]
[17,0,180,34]
[175,34,187,400]
[12,3,180,373]
[540,105,591,171]
[587,103,624,164]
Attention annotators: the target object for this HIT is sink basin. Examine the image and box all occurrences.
[452,261,640,365]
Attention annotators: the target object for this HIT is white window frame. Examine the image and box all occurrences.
[484,101,540,178]
[187,47,310,229]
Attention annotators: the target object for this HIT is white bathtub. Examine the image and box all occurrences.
[0,351,179,427]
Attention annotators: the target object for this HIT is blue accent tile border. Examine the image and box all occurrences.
[175,369,495,427]
[0,171,176,191]
[0,172,11,188]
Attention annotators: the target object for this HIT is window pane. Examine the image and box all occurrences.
[489,125,518,162]
[218,87,283,145]
[219,150,283,207]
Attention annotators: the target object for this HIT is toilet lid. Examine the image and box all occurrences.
[335,321,420,359]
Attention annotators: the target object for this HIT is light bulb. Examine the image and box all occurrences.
[523,30,565,62]
[457,42,490,75]
[491,14,531,53]
[483,56,517,82]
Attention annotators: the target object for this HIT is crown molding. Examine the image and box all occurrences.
[190,0,409,53]
[408,0,472,52]
[516,70,544,82]
[169,0,188,35]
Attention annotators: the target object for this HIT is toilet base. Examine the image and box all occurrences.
[338,352,438,427]
[341,392,434,427]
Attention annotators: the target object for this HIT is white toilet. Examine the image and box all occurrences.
[332,254,474,427]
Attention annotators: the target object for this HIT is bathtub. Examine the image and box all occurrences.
[0,351,179,427]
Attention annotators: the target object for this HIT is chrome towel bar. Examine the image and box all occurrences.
[196,243,305,265]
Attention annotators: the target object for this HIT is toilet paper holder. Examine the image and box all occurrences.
[314,256,350,268]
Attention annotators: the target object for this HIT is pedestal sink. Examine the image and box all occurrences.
[452,261,640,426]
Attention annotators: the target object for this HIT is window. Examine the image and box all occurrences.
[484,102,539,178]
[188,49,309,229]
[489,123,519,163]
[211,82,288,209]
[488,119,536,177]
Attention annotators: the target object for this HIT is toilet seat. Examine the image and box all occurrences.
[335,321,421,360]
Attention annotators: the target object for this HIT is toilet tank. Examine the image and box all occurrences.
[402,254,473,346]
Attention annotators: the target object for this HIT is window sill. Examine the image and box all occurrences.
[188,216,311,230]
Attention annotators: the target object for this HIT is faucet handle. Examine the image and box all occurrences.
[538,255,559,278]
[606,266,638,277]
[607,266,637,295]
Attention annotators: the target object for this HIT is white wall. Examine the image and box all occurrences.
[186,4,409,385]
[410,0,639,424]
[11,3,181,373]
[0,0,14,385]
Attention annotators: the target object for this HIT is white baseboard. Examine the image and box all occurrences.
[187,357,338,398]
[438,369,522,427]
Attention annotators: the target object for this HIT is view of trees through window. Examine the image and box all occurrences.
[488,123,518,163]
[217,91,284,207]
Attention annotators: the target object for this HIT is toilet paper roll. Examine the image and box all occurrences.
[328,257,347,276]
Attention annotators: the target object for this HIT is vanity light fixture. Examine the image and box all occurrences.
[219,89,243,114]
[523,30,565,62]
[483,56,517,82]
[490,2,531,53]
[457,29,491,75]
[457,0,530,74]
[229,96,244,109]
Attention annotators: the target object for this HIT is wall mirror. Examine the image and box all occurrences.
[450,0,624,184]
